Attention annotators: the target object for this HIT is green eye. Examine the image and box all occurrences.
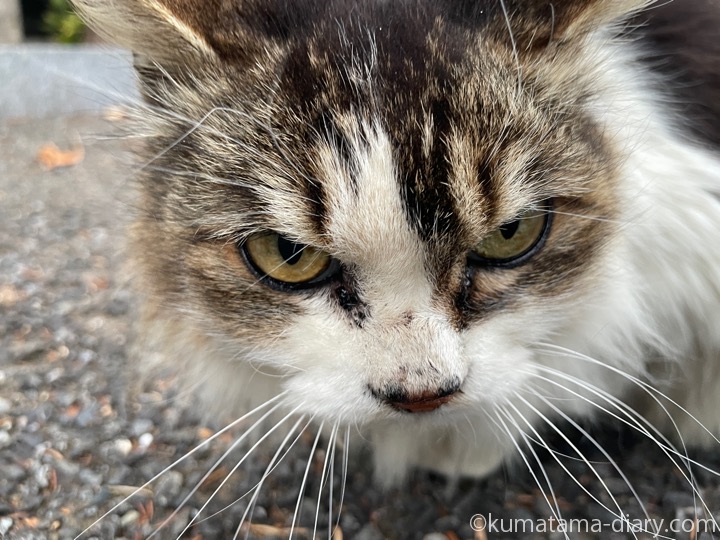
[242,233,335,286]
[471,206,550,266]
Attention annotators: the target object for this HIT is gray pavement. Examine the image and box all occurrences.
[0,44,138,121]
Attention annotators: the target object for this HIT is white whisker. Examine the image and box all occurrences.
[536,343,720,448]
[314,424,339,540]
[73,393,287,540]
[290,422,325,539]
[526,365,719,529]
[172,404,304,539]
[505,395,647,539]
[529,388,659,535]
[498,0,522,93]
[230,415,313,540]
[326,424,339,540]
[491,408,568,538]
[333,426,351,537]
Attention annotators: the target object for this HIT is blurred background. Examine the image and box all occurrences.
[0,0,137,121]
[3,0,85,44]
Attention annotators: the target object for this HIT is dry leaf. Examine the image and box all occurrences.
[197,426,215,440]
[37,142,85,171]
[246,523,310,538]
[107,485,154,499]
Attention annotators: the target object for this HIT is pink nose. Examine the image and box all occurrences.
[389,391,457,413]
[374,379,461,413]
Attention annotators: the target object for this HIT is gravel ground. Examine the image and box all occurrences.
[2,114,720,540]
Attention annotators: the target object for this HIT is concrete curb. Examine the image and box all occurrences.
[0,44,139,122]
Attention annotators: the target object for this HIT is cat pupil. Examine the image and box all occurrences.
[277,237,304,265]
[500,220,520,240]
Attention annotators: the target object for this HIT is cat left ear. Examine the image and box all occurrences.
[541,0,654,41]
[487,0,655,50]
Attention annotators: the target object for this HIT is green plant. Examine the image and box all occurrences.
[43,0,85,43]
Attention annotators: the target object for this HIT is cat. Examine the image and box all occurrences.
[72,0,720,536]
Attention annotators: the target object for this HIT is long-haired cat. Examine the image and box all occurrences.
[72,0,720,536]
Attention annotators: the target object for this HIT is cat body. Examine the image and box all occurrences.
[74,0,720,489]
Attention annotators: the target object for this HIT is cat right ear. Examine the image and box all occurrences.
[72,0,221,65]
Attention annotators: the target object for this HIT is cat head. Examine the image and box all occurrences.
[75,0,652,444]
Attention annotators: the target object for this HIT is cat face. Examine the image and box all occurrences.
[75,0,650,462]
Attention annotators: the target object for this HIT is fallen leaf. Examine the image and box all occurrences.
[197,427,215,440]
[199,466,230,492]
[37,142,85,171]
[47,468,58,492]
[64,404,81,418]
[107,485,154,499]
[246,523,311,538]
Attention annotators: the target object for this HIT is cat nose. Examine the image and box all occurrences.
[374,380,461,413]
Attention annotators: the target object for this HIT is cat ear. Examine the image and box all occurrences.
[72,0,226,64]
[445,1,654,50]
[502,0,655,48]
[539,0,653,40]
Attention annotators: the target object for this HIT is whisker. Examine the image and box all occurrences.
[326,424,339,540]
[536,343,720,447]
[526,388,659,535]
[313,424,339,540]
[491,408,568,537]
[547,209,632,225]
[333,426,351,536]
[498,0,522,93]
[290,421,326,539]
[172,404,304,539]
[505,395,647,539]
[135,106,237,172]
[526,366,719,528]
[529,365,714,475]
[73,393,288,540]
[229,415,313,540]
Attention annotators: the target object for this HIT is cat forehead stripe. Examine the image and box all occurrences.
[320,119,434,307]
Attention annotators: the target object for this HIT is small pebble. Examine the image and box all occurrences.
[131,418,154,437]
[154,470,184,503]
[0,517,13,535]
[422,534,447,540]
[353,523,385,540]
[0,431,11,449]
[113,438,133,457]
[138,432,154,450]
[120,509,140,527]
[0,397,11,415]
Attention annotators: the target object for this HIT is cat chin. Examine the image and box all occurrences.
[368,421,512,487]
